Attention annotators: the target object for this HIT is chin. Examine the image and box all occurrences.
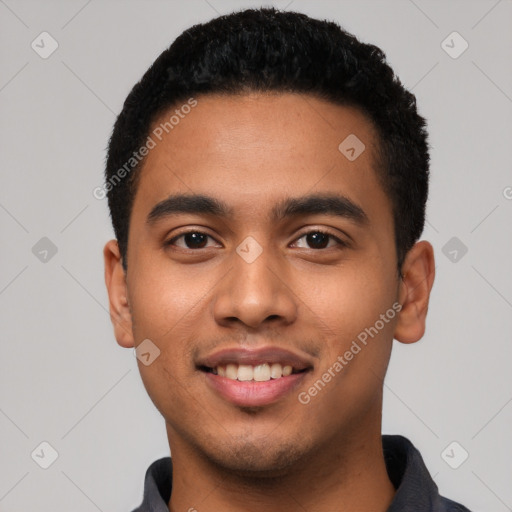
[202,435,308,478]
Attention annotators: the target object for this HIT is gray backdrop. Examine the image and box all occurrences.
[1,0,511,510]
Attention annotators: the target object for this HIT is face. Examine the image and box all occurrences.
[105,93,431,476]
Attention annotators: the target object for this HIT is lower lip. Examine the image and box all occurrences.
[203,371,309,407]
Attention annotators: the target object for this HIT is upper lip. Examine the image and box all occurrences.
[197,346,314,371]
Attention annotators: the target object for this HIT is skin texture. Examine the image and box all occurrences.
[104,93,435,512]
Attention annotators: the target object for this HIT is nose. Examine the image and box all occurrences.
[212,244,298,330]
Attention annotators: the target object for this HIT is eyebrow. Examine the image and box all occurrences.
[146,193,368,225]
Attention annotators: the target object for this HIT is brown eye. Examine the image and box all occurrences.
[293,230,346,250]
[166,231,218,249]
[305,232,330,249]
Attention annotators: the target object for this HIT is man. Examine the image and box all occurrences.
[103,7,471,512]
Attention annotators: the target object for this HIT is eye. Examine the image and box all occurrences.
[291,230,347,250]
[165,231,220,250]
[165,229,348,251]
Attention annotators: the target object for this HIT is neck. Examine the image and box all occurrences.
[166,411,395,512]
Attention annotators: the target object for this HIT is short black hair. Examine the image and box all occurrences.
[105,7,429,272]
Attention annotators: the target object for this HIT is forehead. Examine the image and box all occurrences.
[147,92,380,163]
[132,92,389,223]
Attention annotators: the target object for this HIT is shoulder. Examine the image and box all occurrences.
[383,435,473,512]
[130,456,173,512]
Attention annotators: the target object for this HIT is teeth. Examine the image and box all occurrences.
[237,364,253,381]
[225,364,238,380]
[253,363,270,381]
[270,363,282,379]
[214,363,298,381]
[282,365,293,376]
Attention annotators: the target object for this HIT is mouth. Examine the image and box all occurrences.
[199,362,307,381]
[196,347,313,407]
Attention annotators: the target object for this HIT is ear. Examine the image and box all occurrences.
[103,239,135,348]
[394,240,435,344]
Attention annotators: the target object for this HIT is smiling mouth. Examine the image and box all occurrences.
[196,346,314,406]
[199,363,308,382]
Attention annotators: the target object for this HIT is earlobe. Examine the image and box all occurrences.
[103,239,135,348]
[394,241,435,344]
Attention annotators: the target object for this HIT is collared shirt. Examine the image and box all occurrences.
[131,434,472,511]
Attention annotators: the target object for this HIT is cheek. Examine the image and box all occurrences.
[135,359,200,439]
[128,259,212,341]
[297,258,396,334]
[296,269,396,433]
[126,271,202,402]
[300,259,398,403]
[128,274,202,418]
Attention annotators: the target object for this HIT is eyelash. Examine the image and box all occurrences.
[165,229,348,251]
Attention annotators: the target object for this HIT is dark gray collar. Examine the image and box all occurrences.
[131,435,471,511]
